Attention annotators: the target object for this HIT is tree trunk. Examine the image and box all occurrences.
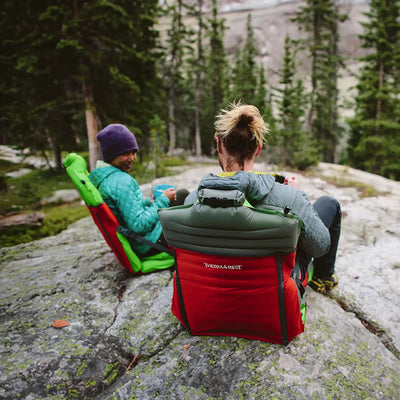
[168,83,176,155]
[307,5,321,133]
[83,78,101,171]
[376,57,384,122]
[193,0,203,157]
[50,137,62,173]
[43,128,61,173]
[85,97,101,171]
[194,104,201,157]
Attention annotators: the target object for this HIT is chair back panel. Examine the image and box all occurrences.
[171,248,303,345]
[159,189,305,344]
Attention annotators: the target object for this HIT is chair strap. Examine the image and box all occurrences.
[116,226,172,255]
[276,255,289,346]
[173,249,192,334]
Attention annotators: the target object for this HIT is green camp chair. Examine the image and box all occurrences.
[63,153,174,274]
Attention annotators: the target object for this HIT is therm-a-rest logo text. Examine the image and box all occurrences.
[204,263,242,271]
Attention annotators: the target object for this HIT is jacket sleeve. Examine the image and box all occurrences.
[105,173,170,235]
[185,171,330,259]
[265,183,330,258]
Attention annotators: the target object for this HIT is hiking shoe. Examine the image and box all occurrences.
[309,274,338,294]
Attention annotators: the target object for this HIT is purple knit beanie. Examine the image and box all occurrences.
[97,124,139,162]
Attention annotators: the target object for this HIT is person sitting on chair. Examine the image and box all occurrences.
[184,103,341,294]
[89,123,188,257]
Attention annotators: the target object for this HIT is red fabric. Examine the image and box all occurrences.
[171,248,304,344]
[88,204,134,274]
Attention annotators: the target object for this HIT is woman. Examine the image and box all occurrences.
[89,123,188,257]
[184,103,341,294]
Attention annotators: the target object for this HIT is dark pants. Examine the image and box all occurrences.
[312,195,342,278]
[143,233,169,257]
[143,188,189,257]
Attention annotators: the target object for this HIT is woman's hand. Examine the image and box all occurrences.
[284,177,299,189]
[163,188,177,202]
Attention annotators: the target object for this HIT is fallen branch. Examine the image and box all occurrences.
[126,354,142,372]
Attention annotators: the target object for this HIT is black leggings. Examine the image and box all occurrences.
[312,195,342,277]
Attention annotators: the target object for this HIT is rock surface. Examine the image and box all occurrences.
[40,189,82,206]
[1,161,400,400]
[0,145,55,173]
[0,212,45,228]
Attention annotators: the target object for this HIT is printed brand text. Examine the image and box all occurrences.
[204,263,242,270]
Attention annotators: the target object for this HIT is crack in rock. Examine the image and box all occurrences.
[330,292,400,359]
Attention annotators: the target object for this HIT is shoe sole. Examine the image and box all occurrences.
[309,280,327,294]
[309,275,338,294]
[325,281,338,291]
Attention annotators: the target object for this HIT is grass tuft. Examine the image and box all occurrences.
[321,176,387,198]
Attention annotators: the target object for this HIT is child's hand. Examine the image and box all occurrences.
[163,188,177,202]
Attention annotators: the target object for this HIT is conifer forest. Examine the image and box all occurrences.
[1,0,399,180]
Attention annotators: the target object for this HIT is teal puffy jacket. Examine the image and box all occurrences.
[89,163,170,256]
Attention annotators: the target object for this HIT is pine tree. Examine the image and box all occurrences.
[254,65,268,112]
[160,0,195,155]
[230,14,259,104]
[293,0,346,163]
[0,0,162,171]
[64,0,162,168]
[347,0,400,179]
[254,65,276,145]
[191,0,206,157]
[207,0,226,113]
[274,36,319,169]
[201,0,227,154]
[0,1,78,171]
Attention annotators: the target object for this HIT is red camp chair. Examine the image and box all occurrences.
[159,188,306,345]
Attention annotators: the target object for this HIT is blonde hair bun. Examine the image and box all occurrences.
[214,103,268,146]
